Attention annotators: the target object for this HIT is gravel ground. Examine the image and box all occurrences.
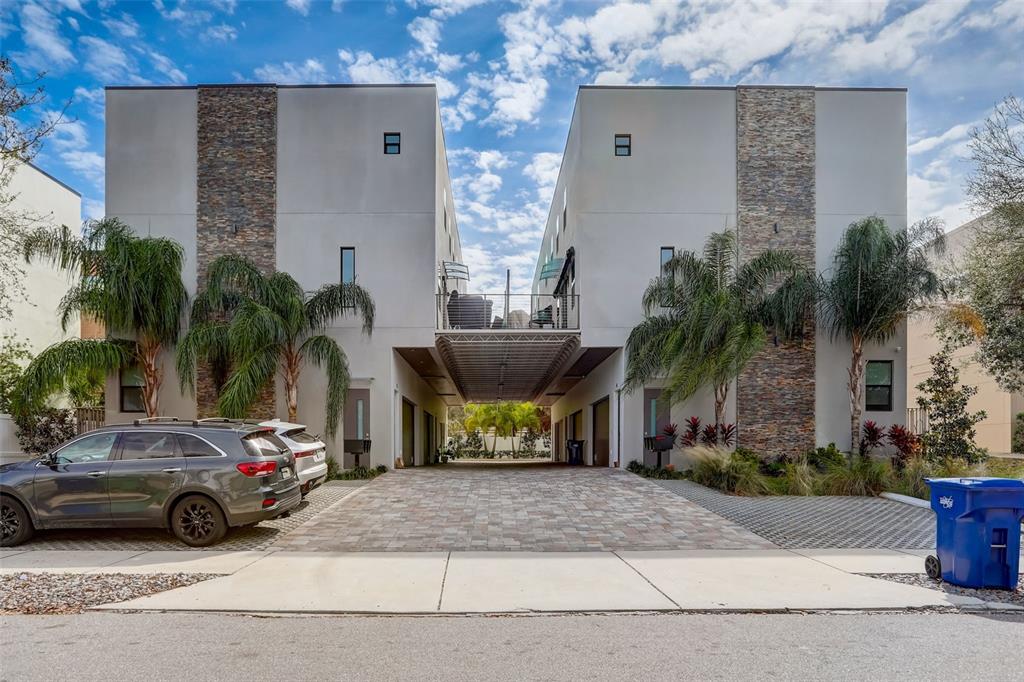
[873,573,1024,607]
[0,572,217,614]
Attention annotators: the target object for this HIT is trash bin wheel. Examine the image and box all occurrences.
[925,555,941,580]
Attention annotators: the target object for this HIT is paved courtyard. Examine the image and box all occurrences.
[13,481,366,552]
[655,479,937,549]
[270,463,775,552]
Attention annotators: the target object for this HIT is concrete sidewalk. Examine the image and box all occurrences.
[4,548,1020,614]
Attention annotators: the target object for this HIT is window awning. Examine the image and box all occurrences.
[539,257,564,281]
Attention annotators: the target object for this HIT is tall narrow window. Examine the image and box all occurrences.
[356,399,365,438]
[562,206,567,233]
[614,134,631,156]
[340,247,355,284]
[384,132,401,155]
[120,365,146,413]
[865,361,894,411]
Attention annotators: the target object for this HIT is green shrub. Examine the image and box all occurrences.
[326,454,340,479]
[331,464,388,481]
[1013,413,1024,454]
[819,456,891,496]
[781,458,819,496]
[984,457,1024,479]
[889,457,933,499]
[806,443,846,471]
[690,446,770,496]
[14,408,77,455]
[931,457,973,479]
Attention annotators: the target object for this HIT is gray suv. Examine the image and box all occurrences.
[0,418,302,547]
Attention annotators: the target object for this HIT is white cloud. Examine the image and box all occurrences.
[15,2,76,71]
[73,86,105,118]
[153,0,213,25]
[103,13,140,38]
[202,23,238,41]
[331,0,345,12]
[211,0,237,13]
[47,113,89,152]
[523,152,561,203]
[254,58,328,84]
[408,0,488,20]
[149,50,188,84]
[338,49,459,99]
[908,122,975,156]
[67,16,79,31]
[831,0,971,74]
[82,197,105,221]
[79,36,141,84]
[62,150,105,185]
[285,0,311,16]
[408,16,442,55]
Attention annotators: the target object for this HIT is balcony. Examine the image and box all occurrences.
[433,292,581,402]
[436,292,580,331]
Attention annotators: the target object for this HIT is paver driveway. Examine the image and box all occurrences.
[271,463,775,552]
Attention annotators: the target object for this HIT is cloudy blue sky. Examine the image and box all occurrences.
[3,0,1022,290]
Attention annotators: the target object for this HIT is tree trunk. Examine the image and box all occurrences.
[284,347,300,423]
[714,382,728,430]
[138,337,162,418]
[848,332,865,455]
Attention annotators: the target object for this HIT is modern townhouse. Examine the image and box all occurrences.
[532,85,910,467]
[104,83,466,468]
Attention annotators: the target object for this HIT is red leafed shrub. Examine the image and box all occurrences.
[859,420,884,455]
[700,423,719,445]
[718,423,737,447]
[662,422,678,437]
[682,416,701,447]
[886,424,921,469]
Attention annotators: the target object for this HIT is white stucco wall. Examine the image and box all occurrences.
[104,85,456,467]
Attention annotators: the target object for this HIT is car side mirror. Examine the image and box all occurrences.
[40,452,57,466]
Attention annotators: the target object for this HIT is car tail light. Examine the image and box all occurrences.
[294,448,323,459]
[236,461,277,477]
[262,498,277,508]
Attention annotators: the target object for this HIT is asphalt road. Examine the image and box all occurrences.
[2,611,1022,680]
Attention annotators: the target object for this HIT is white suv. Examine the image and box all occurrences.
[260,421,328,496]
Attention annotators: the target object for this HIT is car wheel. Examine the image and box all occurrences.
[170,495,227,547]
[0,496,34,547]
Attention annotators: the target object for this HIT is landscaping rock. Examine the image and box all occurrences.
[0,572,217,614]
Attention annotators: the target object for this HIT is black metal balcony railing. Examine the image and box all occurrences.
[437,293,580,330]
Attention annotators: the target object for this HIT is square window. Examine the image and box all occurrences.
[120,365,146,413]
[384,132,401,155]
[614,134,631,156]
[865,360,893,411]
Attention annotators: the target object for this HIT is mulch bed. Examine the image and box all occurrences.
[0,572,216,615]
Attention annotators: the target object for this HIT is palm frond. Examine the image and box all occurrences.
[228,299,286,359]
[17,339,133,411]
[298,334,351,438]
[623,314,677,392]
[175,320,231,396]
[305,282,376,335]
[216,345,279,419]
[201,255,272,310]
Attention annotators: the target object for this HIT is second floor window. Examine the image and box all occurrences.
[615,134,631,156]
[341,247,355,285]
[384,132,401,155]
[660,247,675,306]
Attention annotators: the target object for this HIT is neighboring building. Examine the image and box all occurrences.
[531,85,909,465]
[907,215,1024,454]
[0,161,82,458]
[105,84,464,468]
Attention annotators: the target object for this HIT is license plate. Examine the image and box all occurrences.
[313,452,325,463]
[280,467,292,479]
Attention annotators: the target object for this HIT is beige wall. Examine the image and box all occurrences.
[0,162,81,357]
[906,219,1024,454]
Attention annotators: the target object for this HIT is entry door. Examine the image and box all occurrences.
[643,388,670,468]
[401,398,415,467]
[592,397,610,467]
[344,388,370,468]
[553,421,562,462]
[423,412,435,465]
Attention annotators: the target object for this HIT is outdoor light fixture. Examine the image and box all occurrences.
[773,221,779,234]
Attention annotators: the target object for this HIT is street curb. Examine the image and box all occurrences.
[880,492,931,509]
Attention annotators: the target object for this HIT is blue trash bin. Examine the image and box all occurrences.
[925,477,1024,590]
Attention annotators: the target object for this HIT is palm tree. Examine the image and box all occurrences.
[176,255,374,438]
[508,402,541,454]
[464,403,499,454]
[18,218,188,416]
[624,230,814,430]
[818,216,944,452]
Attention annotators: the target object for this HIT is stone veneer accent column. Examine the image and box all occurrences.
[195,85,278,418]
[735,86,816,456]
